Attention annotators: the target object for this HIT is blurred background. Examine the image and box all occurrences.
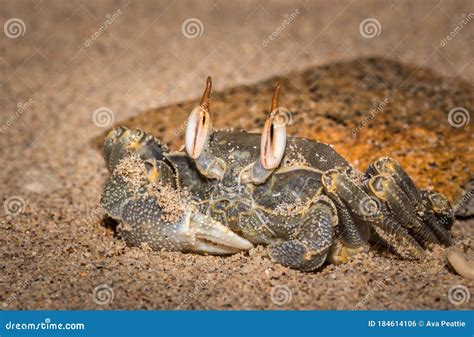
[1,0,472,310]
[2,0,473,126]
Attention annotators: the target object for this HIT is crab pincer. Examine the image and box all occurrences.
[101,134,252,255]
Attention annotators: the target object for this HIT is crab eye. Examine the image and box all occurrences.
[185,106,211,159]
[185,76,213,159]
[260,114,287,169]
[260,82,287,170]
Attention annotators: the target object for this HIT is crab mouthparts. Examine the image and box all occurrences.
[179,210,253,255]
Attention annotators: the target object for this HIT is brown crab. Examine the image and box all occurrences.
[100,77,454,271]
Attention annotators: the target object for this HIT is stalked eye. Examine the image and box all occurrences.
[185,106,211,159]
[260,83,287,170]
[260,115,286,169]
[185,76,212,159]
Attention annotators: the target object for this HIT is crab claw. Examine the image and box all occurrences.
[102,141,251,256]
[182,210,254,254]
[185,76,213,159]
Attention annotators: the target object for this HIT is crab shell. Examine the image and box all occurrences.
[167,130,348,244]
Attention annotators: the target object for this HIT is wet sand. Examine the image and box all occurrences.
[1,0,473,310]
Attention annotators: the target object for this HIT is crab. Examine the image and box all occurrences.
[100,77,454,271]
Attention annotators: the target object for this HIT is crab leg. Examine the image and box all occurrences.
[322,168,378,220]
[322,168,425,258]
[367,157,423,208]
[268,202,334,271]
[419,190,454,245]
[368,174,439,248]
[329,194,370,248]
[370,214,425,259]
[366,157,453,246]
